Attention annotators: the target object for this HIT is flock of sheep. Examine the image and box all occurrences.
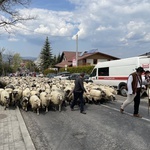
[0,76,118,115]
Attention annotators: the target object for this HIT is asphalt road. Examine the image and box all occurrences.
[21,95,150,150]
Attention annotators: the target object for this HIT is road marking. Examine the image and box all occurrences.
[101,104,150,123]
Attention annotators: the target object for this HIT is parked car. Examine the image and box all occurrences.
[67,73,80,80]
[54,72,71,80]
[46,73,56,78]
[67,73,92,83]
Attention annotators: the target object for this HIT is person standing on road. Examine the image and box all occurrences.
[120,67,145,118]
[70,73,87,114]
[142,70,150,85]
[142,70,150,106]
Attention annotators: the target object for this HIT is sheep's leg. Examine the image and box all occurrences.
[46,107,48,113]
[37,108,39,115]
[59,104,61,112]
[25,107,27,112]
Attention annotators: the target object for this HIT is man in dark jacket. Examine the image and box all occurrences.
[70,73,87,114]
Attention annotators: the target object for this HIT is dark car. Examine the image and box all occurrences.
[46,73,56,78]
[67,73,80,80]
[67,73,92,83]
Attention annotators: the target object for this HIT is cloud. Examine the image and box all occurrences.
[0,0,150,58]
[8,37,19,42]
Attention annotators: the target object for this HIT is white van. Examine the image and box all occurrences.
[89,55,150,96]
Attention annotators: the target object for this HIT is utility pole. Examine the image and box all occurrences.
[76,34,78,67]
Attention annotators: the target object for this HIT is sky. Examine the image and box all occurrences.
[0,0,150,59]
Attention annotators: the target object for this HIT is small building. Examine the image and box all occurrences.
[55,49,119,69]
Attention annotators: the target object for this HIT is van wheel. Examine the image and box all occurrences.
[120,86,127,97]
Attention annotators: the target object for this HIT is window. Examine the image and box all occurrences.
[98,67,109,76]
[93,59,97,64]
[90,68,97,77]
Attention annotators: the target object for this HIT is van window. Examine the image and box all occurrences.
[98,67,109,76]
[90,68,97,77]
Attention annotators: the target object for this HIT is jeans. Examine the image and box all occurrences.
[71,91,84,112]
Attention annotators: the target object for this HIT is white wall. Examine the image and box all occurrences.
[86,58,108,65]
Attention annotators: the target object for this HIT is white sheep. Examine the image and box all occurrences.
[40,92,51,112]
[22,88,30,98]
[99,85,116,101]
[87,89,106,104]
[0,90,10,110]
[50,89,65,112]
[29,95,41,115]
[30,90,40,97]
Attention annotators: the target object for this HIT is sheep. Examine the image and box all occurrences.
[40,92,51,112]
[29,95,41,115]
[64,86,74,105]
[11,88,22,108]
[22,88,30,98]
[20,96,29,111]
[0,90,10,110]
[30,90,39,97]
[99,85,116,101]
[50,89,65,112]
[87,89,106,104]
[5,87,13,100]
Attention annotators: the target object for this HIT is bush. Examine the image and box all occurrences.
[59,65,94,74]
[43,68,57,75]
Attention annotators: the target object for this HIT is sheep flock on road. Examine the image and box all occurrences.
[0,76,118,115]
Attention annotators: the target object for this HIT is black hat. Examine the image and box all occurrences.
[136,67,145,73]
[145,70,150,74]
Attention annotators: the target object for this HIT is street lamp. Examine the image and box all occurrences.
[76,34,78,67]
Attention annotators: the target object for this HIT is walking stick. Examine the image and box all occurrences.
[148,86,150,115]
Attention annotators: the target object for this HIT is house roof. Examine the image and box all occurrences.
[55,50,119,68]
[78,51,119,60]
[55,60,72,68]
[61,51,81,62]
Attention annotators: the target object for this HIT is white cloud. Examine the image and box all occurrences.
[34,24,50,34]
[8,38,19,42]
[1,0,150,58]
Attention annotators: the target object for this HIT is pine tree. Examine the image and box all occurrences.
[57,53,61,63]
[40,37,53,70]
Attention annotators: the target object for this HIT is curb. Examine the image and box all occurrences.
[16,107,36,150]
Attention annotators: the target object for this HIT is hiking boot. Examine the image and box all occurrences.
[133,114,142,118]
[80,111,86,114]
[70,107,74,111]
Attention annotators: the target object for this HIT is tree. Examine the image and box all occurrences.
[0,0,34,31]
[12,53,22,72]
[40,37,53,70]
[57,52,61,63]
[6,51,14,66]
[26,60,39,72]
[0,48,5,75]
[52,53,61,67]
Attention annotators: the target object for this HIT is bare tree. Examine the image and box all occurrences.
[0,47,5,75]
[0,0,34,31]
[6,50,14,66]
